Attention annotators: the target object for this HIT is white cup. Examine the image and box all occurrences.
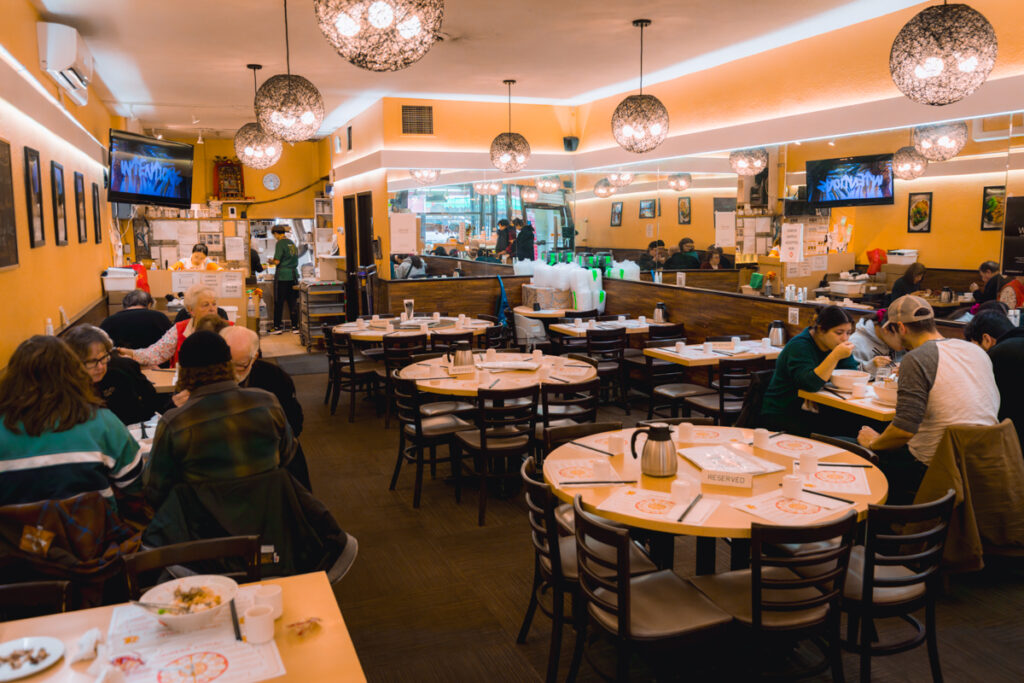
[592,459,614,479]
[244,604,275,644]
[675,422,693,442]
[371,314,379,321]
[532,349,543,362]
[675,341,686,354]
[753,428,770,449]
[638,315,647,324]
[730,336,741,348]
[253,584,283,620]
[433,311,441,321]
[385,323,394,333]
[400,311,408,322]
[799,454,819,477]
[458,314,466,324]
[618,315,626,322]
[486,348,497,360]
[356,318,366,329]
[702,341,713,353]
[588,320,596,329]
[761,337,771,347]
[420,323,429,333]
[607,434,624,455]
[670,478,692,504]
[782,474,802,499]
[851,383,868,399]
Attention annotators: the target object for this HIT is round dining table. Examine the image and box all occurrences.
[543,425,888,572]
[398,351,598,396]
[333,316,492,343]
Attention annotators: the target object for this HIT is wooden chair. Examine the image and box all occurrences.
[453,384,539,525]
[0,580,72,621]
[379,333,428,428]
[690,511,858,681]
[640,340,716,419]
[683,356,766,425]
[408,352,475,419]
[430,329,475,352]
[568,496,732,682]
[809,433,880,464]
[322,323,341,406]
[518,460,656,683]
[624,322,685,359]
[542,421,624,534]
[842,489,956,683]
[389,375,474,508]
[535,378,600,460]
[329,329,381,421]
[584,326,630,413]
[122,535,262,599]
[552,309,598,355]
[733,369,776,429]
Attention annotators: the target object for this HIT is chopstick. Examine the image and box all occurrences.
[488,379,500,388]
[712,349,736,356]
[418,376,452,380]
[570,441,615,456]
[677,493,704,522]
[802,488,855,504]
[564,363,592,368]
[822,387,846,400]
[563,480,637,486]
[546,375,569,383]
[769,431,785,439]
[229,599,242,641]
[818,462,872,468]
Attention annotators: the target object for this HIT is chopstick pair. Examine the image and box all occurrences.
[817,461,872,468]
[677,493,704,522]
[545,375,569,383]
[802,488,855,504]
[570,440,615,456]
[563,479,636,486]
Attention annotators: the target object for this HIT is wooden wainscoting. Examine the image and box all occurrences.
[377,275,530,316]
[421,256,514,278]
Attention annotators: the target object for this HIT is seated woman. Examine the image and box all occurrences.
[0,336,142,507]
[171,243,222,271]
[394,254,426,279]
[64,325,163,425]
[760,306,860,435]
[119,284,228,368]
[850,308,903,375]
[889,262,927,301]
[700,249,723,270]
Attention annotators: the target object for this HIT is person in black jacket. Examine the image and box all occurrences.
[971,261,1006,304]
[495,219,514,256]
[100,289,173,350]
[64,324,163,425]
[890,262,927,302]
[221,326,311,490]
[513,221,535,260]
[965,310,1024,450]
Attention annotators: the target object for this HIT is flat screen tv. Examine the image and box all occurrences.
[806,153,894,207]
[107,130,193,209]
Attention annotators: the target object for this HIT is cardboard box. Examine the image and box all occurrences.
[522,284,574,310]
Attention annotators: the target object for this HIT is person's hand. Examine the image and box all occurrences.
[830,341,855,360]
[872,355,893,368]
[857,426,879,448]
[970,282,980,292]
[171,390,190,407]
[114,347,134,360]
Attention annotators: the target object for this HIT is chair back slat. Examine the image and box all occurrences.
[573,496,633,637]
[520,457,564,580]
[430,330,475,352]
[540,378,600,428]
[649,322,685,341]
[123,535,261,600]
[809,433,879,464]
[563,309,598,320]
[585,327,627,360]
[474,385,539,450]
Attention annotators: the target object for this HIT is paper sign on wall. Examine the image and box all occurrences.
[199,220,220,233]
[220,272,244,298]
[200,272,219,288]
[810,255,828,272]
[714,212,736,248]
[780,223,804,263]
[176,221,198,242]
[754,216,772,234]
[389,213,418,254]
[171,271,200,293]
[151,221,178,241]
[224,236,245,262]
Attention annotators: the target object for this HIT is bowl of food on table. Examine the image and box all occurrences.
[873,381,899,405]
[137,575,238,632]
[830,369,870,391]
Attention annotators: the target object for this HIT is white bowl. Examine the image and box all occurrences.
[831,369,870,391]
[139,575,238,632]
[873,383,898,404]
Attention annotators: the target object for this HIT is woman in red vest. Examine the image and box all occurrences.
[118,284,223,368]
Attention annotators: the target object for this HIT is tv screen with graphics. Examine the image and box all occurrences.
[806,154,894,207]
[108,130,193,209]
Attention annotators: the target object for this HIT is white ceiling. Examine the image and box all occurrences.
[32,0,924,138]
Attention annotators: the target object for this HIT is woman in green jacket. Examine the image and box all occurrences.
[761,306,860,435]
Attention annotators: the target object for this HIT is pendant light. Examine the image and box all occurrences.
[890,3,997,106]
[490,80,531,173]
[667,173,692,191]
[255,0,325,142]
[593,178,616,199]
[521,187,539,202]
[893,146,928,180]
[611,19,669,154]
[608,171,634,187]
[410,168,440,184]
[536,177,561,193]
[912,121,968,161]
[729,148,769,176]
[473,179,501,195]
[315,0,444,72]
[235,65,283,170]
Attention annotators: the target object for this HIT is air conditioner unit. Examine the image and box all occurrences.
[37,22,93,106]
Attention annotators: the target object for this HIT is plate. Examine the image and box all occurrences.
[0,637,65,681]
[872,397,898,408]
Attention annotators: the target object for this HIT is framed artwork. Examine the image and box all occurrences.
[638,199,656,219]
[0,139,17,269]
[213,157,244,199]
[23,147,44,248]
[677,197,692,225]
[91,182,102,243]
[73,172,87,243]
[50,160,67,245]
[981,186,1005,231]
[907,192,932,233]
[610,201,622,227]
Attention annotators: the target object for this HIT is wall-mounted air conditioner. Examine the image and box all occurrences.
[37,22,94,106]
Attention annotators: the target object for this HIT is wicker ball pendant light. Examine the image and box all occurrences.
[666,173,692,191]
[490,80,531,173]
[593,178,617,199]
[234,65,282,170]
[729,148,769,176]
[608,172,634,187]
[611,20,668,154]
[912,121,968,161]
[536,177,561,193]
[521,187,539,202]
[410,168,440,184]
[314,0,444,72]
[473,180,501,195]
[893,146,929,180]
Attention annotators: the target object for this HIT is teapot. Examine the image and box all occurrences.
[630,422,677,478]
[445,341,474,368]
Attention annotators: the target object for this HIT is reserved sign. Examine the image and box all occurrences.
[701,469,754,488]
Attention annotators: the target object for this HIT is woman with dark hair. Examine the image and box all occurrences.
[761,305,860,435]
[513,222,536,261]
[431,245,447,256]
[394,254,426,279]
[64,324,163,425]
[171,243,221,271]
[0,336,142,507]
[699,249,722,270]
[890,262,927,301]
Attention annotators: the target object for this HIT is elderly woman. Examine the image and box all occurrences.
[64,325,162,425]
[120,283,228,367]
[0,336,142,507]
[171,243,222,271]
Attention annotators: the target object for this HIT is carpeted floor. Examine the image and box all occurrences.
[272,353,329,376]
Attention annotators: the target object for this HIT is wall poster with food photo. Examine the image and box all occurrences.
[610,201,622,227]
[678,197,691,225]
[907,192,932,233]
[981,186,1005,230]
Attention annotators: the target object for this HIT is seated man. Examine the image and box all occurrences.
[858,296,999,503]
[637,240,665,271]
[964,310,1024,450]
[220,326,311,490]
[664,237,701,269]
[143,331,296,509]
[101,289,173,350]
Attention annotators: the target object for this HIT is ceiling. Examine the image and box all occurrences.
[32,0,925,139]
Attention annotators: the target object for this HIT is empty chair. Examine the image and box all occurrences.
[410,352,476,419]
[584,326,630,413]
[122,535,262,599]
[810,432,879,464]
[430,329,475,352]
[535,378,600,459]
[733,368,775,429]
[0,580,72,620]
[683,356,766,425]
[640,340,715,419]
[541,421,624,534]
[841,490,956,683]
[328,328,381,421]
[379,333,428,428]
[625,321,685,359]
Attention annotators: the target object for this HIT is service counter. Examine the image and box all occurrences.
[375,274,530,317]
[145,269,249,328]
[421,255,514,277]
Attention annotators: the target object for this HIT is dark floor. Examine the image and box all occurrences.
[291,370,1024,682]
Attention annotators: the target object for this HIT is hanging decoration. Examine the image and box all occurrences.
[536,177,561,193]
[912,121,968,161]
[490,80,531,172]
[409,168,440,184]
[521,187,539,202]
[473,180,502,195]
[893,146,929,180]
[256,0,325,142]
[611,20,669,154]
[729,148,769,176]
[608,171,634,187]
[593,178,616,199]
[234,65,283,170]
[889,3,997,106]
[666,173,692,191]
[314,0,444,72]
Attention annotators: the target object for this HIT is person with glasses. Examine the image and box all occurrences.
[64,325,163,426]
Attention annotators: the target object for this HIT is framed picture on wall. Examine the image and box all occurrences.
[0,139,18,269]
[24,147,44,248]
[981,186,1005,231]
[610,201,622,227]
[91,182,102,243]
[73,172,87,243]
[907,192,932,233]
[639,199,656,219]
[678,197,691,225]
[50,161,67,246]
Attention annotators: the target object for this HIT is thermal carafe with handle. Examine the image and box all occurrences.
[768,320,788,348]
[630,422,677,477]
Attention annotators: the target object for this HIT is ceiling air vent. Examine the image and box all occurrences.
[402,106,434,135]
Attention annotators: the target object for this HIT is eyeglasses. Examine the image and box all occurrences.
[83,353,111,369]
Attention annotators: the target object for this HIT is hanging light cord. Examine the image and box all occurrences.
[283,0,291,75]
[639,23,644,94]
[252,67,259,97]
[507,82,512,135]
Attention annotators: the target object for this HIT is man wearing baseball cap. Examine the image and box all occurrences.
[857,295,999,503]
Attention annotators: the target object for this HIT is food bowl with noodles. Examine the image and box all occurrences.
[138,575,238,632]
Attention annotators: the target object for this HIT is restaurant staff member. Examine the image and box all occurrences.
[172,243,222,271]
[269,224,300,334]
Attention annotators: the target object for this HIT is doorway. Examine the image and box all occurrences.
[342,195,358,319]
